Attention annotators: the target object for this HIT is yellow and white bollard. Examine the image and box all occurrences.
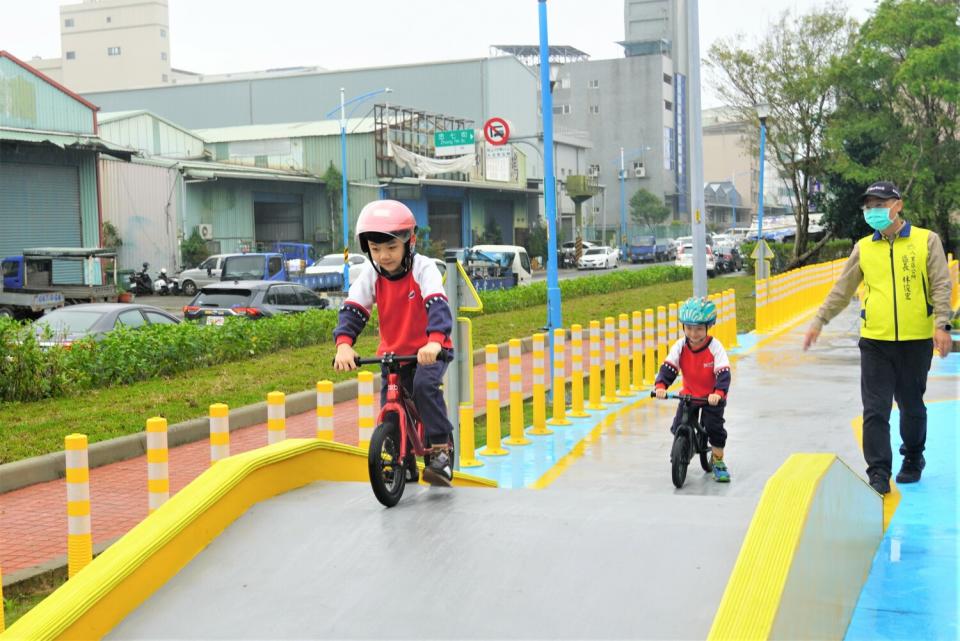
[65,433,92,578]
[569,324,589,417]
[668,303,678,344]
[643,308,656,385]
[209,403,229,464]
[756,278,768,333]
[459,404,483,467]
[357,371,375,449]
[587,320,606,411]
[603,317,620,404]
[146,417,169,514]
[267,391,286,445]
[529,333,554,435]
[631,311,643,391]
[618,314,632,397]
[657,306,668,366]
[548,329,571,425]
[480,344,508,455]
[725,289,738,347]
[316,380,333,441]
[506,339,531,444]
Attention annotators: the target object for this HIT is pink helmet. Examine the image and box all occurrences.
[355,200,417,253]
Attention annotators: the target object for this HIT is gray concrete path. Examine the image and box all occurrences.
[108,304,952,640]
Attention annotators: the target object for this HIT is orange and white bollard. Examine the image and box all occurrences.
[267,391,286,445]
[459,404,483,467]
[529,333,553,435]
[618,313,632,397]
[588,320,606,411]
[657,305,668,365]
[603,317,620,405]
[548,329,571,425]
[316,380,333,441]
[65,433,92,578]
[569,324,589,417]
[209,403,229,464]
[146,417,169,514]
[480,344,508,455]
[631,311,643,391]
[644,308,656,385]
[357,371,375,449]
[506,339,531,444]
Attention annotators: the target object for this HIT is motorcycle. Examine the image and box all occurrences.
[127,262,153,295]
[153,268,180,296]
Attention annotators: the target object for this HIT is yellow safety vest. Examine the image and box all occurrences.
[858,224,934,341]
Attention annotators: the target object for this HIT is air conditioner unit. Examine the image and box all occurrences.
[197,223,214,240]
[634,163,646,178]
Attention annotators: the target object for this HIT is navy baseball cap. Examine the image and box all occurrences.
[861,181,901,202]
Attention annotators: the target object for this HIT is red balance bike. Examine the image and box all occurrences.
[651,391,717,488]
[353,352,454,507]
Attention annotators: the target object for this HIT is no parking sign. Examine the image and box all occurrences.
[483,117,510,146]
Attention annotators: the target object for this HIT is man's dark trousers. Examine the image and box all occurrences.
[859,337,933,480]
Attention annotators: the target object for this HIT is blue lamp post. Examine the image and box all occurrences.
[755,103,770,279]
[324,87,391,291]
[538,0,561,340]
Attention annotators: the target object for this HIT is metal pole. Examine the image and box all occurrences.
[756,118,768,279]
[539,0,562,374]
[443,256,460,471]
[619,147,627,258]
[686,0,707,298]
[340,88,350,292]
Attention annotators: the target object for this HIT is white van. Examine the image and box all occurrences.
[467,245,533,287]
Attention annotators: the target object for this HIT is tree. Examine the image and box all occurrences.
[180,229,209,268]
[707,5,858,265]
[826,0,959,252]
[629,188,671,232]
[322,162,343,245]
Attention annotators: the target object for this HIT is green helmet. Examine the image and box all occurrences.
[678,297,717,327]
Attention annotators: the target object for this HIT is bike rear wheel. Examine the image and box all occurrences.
[368,422,406,507]
[670,434,690,488]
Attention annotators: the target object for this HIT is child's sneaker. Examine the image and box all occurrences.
[422,445,453,487]
[713,460,730,483]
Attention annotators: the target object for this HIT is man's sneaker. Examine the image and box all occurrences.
[895,455,925,484]
[869,472,891,495]
[422,445,453,487]
[713,460,730,483]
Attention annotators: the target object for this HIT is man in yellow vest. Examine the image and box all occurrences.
[803,181,953,495]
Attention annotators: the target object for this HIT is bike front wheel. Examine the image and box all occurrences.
[368,422,406,507]
[698,431,713,473]
[670,434,690,489]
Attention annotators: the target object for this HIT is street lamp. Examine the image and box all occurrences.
[755,102,771,279]
[538,0,561,341]
[324,87,391,291]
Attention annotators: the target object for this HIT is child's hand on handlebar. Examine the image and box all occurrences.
[708,393,722,406]
[334,343,358,371]
[418,341,442,366]
[654,387,667,399]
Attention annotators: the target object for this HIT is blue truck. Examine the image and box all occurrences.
[2,248,118,313]
[220,252,343,291]
[627,236,668,263]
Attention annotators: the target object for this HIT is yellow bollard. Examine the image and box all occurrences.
[458,404,483,467]
[548,329,571,425]
[316,380,334,441]
[668,303,678,345]
[618,314,632,396]
[480,344,509,455]
[209,403,229,464]
[65,433,92,578]
[631,311,643,391]
[643,308,656,385]
[146,417,169,514]
[569,324,589,417]
[529,333,554,435]
[267,391,286,445]
[756,279,768,333]
[587,321,606,411]
[506,339,532,444]
[727,289,738,347]
[657,306,668,366]
[357,371,375,449]
[603,317,620,405]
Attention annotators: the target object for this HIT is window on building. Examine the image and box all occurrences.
[552,104,572,115]
[65,51,76,60]
[160,28,167,38]
[664,100,673,111]
[588,164,601,176]
[663,73,672,85]
[64,18,74,27]
[107,46,121,56]
[589,79,599,89]
[560,76,570,89]
[590,105,600,115]
[106,16,112,23]
[162,74,168,82]
[161,52,167,61]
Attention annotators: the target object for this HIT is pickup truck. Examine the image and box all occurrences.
[627,236,668,263]
[2,247,119,305]
[219,252,343,291]
[0,276,64,320]
[273,242,318,268]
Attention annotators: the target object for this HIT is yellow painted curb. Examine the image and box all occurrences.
[3,439,494,641]
[708,453,882,641]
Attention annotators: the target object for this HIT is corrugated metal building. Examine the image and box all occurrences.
[0,50,132,280]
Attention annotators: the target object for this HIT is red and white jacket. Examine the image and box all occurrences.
[333,254,453,356]
[654,336,731,399]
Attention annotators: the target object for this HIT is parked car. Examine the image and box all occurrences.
[713,240,744,273]
[183,281,330,324]
[662,238,678,261]
[304,253,370,285]
[177,254,236,297]
[578,245,619,270]
[675,242,716,277]
[33,303,180,348]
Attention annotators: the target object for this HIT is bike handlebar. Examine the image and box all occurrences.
[649,390,713,403]
[349,350,454,367]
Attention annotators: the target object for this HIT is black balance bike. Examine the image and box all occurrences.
[651,392,718,488]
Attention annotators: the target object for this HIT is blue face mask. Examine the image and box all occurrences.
[863,207,893,231]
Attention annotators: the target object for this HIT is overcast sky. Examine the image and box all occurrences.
[4,0,880,105]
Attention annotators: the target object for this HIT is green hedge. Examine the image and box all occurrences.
[740,239,853,275]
